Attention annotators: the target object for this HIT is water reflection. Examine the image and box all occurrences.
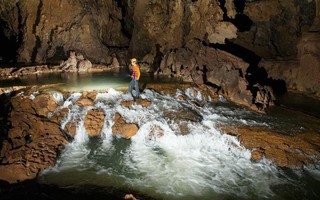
[0,71,182,91]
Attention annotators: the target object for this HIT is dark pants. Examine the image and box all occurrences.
[129,79,139,97]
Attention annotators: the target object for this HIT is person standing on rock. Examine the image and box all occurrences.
[128,58,141,98]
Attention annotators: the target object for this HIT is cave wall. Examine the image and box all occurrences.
[0,0,318,98]
[0,0,130,64]
[129,0,238,59]
[0,0,315,64]
[233,0,316,59]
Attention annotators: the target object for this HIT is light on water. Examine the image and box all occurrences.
[36,77,320,200]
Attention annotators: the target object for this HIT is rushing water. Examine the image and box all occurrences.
[2,72,320,199]
[21,74,316,200]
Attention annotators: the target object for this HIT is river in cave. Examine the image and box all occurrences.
[1,72,320,200]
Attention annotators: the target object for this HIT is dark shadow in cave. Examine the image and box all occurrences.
[46,46,67,65]
[210,40,261,66]
[114,0,133,40]
[234,0,245,13]
[0,20,18,66]
[218,0,253,32]
[209,40,287,96]
[152,44,163,73]
[229,14,253,32]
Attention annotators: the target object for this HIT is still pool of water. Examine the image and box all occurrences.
[0,71,182,91]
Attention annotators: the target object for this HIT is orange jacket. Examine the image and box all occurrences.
[131,64,140,80]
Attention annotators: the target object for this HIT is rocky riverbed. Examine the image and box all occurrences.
[0,83,319,185]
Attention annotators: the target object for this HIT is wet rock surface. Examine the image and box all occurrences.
[84,109,105,137]
[112,113,139,139]
[220,125,320,168]
[0,93,68,183]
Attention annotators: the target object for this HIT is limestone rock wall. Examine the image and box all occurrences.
[0,0,314,64]
[0,0,318,98]
[129,0,237,58]
[234,0,315,59]
[0,0,129,64]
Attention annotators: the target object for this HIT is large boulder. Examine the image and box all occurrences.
[0,93,68,183]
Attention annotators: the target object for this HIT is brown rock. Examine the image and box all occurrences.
[112,113,139,139]
[33,93,59,116]
[145,83,194,95]
[135,99,152,107]
[124,194,139,200]
[121,99,152,107]
[84,109,105,137]
[64,122,77,138]
[121,100,134,107]
[164,108,202,123]
[177,95,187,101]
[0,94,68,183]
[251,149,264,161]
[82,91,98,101]
[296,31,320,98]
[220,125,320,168]
[0,164,33,184]
[1,1,128,64]
[50,107,69,124]
[78,59,93,72]
[189,100,203,107]
[75,97,94,107]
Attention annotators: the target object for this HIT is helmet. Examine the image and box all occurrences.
[131,58,137,62]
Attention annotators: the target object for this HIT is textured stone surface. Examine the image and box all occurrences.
[0,0,314,63]
[220,125,320,168]
[84,109,105,137]
[112,112,139,139]
[0,93,68,183]
[0,0,129,64]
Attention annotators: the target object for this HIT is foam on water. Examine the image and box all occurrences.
[40,88,318,200]
[122,115,279,198]
[52,91,64,103]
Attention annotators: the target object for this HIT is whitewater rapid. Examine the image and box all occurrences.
[38,88,316,200]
